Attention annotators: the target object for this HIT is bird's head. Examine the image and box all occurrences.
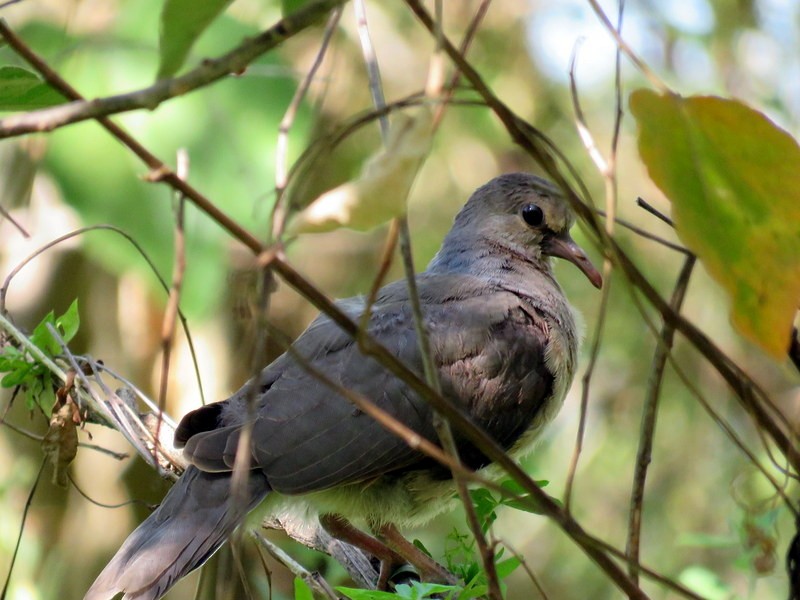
[443,173,603,289]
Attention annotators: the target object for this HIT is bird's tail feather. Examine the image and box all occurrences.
[84,466,270,600]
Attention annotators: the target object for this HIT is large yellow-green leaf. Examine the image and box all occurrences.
[631,90,800,357]
[288,108,432,234]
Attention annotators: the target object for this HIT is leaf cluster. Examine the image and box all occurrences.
[0,300,79,414]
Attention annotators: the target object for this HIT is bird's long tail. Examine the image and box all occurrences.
[84,466,270,600]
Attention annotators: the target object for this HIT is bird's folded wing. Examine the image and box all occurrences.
[182,274,553,494]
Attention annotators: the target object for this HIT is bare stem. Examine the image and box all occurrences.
[626,255,694,582]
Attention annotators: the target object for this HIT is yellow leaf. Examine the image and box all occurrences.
[288,108,432,234]
[631,90,800,357]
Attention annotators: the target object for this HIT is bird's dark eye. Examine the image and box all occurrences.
[521,204,544,227]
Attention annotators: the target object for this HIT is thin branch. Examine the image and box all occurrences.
[0,202,30,238]
[252,532,339,600]
[618,272,796,513]
[636,197,674,227]
[67,472,153,510]
[502,540,551,600]
[0,2,348,139]
[431,0,491,131]
[272,7,342,241]
[596,209,690,255]
[353,0,390,140]
[1,458,44,600]
[354,2,500,596]
[565,0,624,517]
[154,149,189,462]
[626,254,694,582]
[584,0,669,94]
[0,417,129,459]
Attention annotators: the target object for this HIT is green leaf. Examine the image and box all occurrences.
[677,565,733,600]
[157,0,234,79]
[26,374,49,413]
[0,65,65,111]
[30,310,60,355]
[469,488,498,515]
[495,556,521,579]
[2,363,33,387]
[293,577,314,600]
[336,587,400,600]
[288,109,433,234]
[56,299,80,343]
[412,537,433,558]
[500,478,548,494]
[0,346,24,370]
[631,91,800,357]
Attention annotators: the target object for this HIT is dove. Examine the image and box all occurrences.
[85,172,601,600]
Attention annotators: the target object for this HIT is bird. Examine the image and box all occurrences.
[85,172,602,600]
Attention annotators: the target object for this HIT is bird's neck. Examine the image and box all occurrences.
[428,236,556,287]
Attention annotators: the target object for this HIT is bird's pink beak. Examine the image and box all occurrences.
[543,232,603,289]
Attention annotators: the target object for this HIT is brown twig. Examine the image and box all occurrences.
[154,150,189,464]
[430,0,491,131]
[272,7,342,241]
[252,531,340,599]
[615,268,797,512]
[1,458,45,600]
[0,417,129,460]
[0,202,30,238]
[502,540,551,600]
[595,209,690,255]
[67,472,153,510]
[565,0,624,520]
[626,255,695,582]
[584,0,669,94]
[636,196,674,227]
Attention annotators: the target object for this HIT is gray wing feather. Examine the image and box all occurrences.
[84,467,269,600]
[180,273,553,494]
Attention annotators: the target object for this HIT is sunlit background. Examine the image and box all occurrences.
[1,0,799,598]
